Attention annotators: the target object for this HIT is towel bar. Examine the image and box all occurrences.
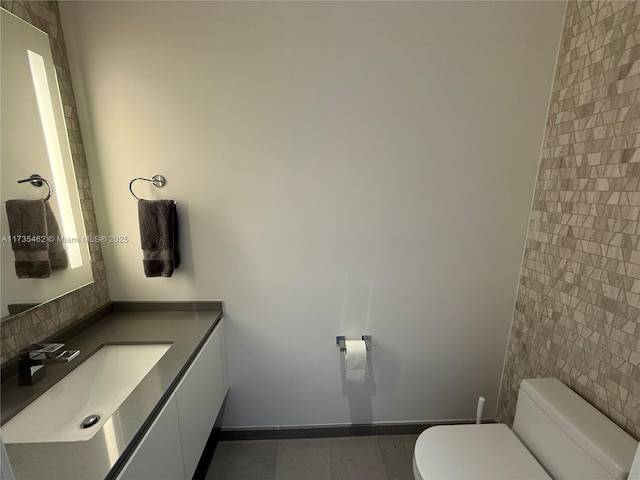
[129,174,166,201]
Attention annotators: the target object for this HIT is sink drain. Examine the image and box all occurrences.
[80,414,100,429]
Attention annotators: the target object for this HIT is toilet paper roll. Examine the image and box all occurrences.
[345,340,367,384]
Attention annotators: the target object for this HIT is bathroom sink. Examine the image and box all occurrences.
[2,343,171,443]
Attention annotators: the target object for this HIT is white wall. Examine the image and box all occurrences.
[59,1,565,428]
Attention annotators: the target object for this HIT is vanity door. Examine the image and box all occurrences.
[175,319,227,479]
[117,393,186,480]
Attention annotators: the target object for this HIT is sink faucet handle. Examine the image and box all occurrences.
[21,343,65,357]
[31,343,65,354]
[19,343,65,360]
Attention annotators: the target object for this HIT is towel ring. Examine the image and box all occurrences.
[129,175,166,201]
[17,174,52,202]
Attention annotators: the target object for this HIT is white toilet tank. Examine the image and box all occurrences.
[512,378,637,480]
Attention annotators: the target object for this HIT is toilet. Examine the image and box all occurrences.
[413,378,639,480]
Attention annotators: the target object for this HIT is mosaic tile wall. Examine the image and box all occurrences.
[498,0,640,439]
[0,0,110,366]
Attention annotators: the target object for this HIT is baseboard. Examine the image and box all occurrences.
[219,418,497,441]
[192,414,498,478]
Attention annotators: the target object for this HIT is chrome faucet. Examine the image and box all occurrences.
[18,343,79,385]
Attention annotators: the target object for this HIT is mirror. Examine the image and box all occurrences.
[1,9,93,319]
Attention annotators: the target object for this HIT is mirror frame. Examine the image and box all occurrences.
[0,3,109,364]
[1,8,94,320]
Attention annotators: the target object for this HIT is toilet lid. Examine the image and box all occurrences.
[413,424,552,480]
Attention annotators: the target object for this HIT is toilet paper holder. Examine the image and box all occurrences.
[336,335,371,352]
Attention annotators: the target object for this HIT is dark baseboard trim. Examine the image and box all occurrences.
[112,301,224,312]
[219,419,497,441]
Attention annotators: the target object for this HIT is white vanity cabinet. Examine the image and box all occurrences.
[117,394,185,480]
[117,319,227,480]
[176,318,227,479]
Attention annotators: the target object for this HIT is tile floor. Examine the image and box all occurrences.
[205,434,417,480]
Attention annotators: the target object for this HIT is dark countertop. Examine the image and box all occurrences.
[1,304,222,480]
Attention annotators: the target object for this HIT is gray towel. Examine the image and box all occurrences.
[5,199,66,278]
[45,203,68,269]
[138,199,179,277]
